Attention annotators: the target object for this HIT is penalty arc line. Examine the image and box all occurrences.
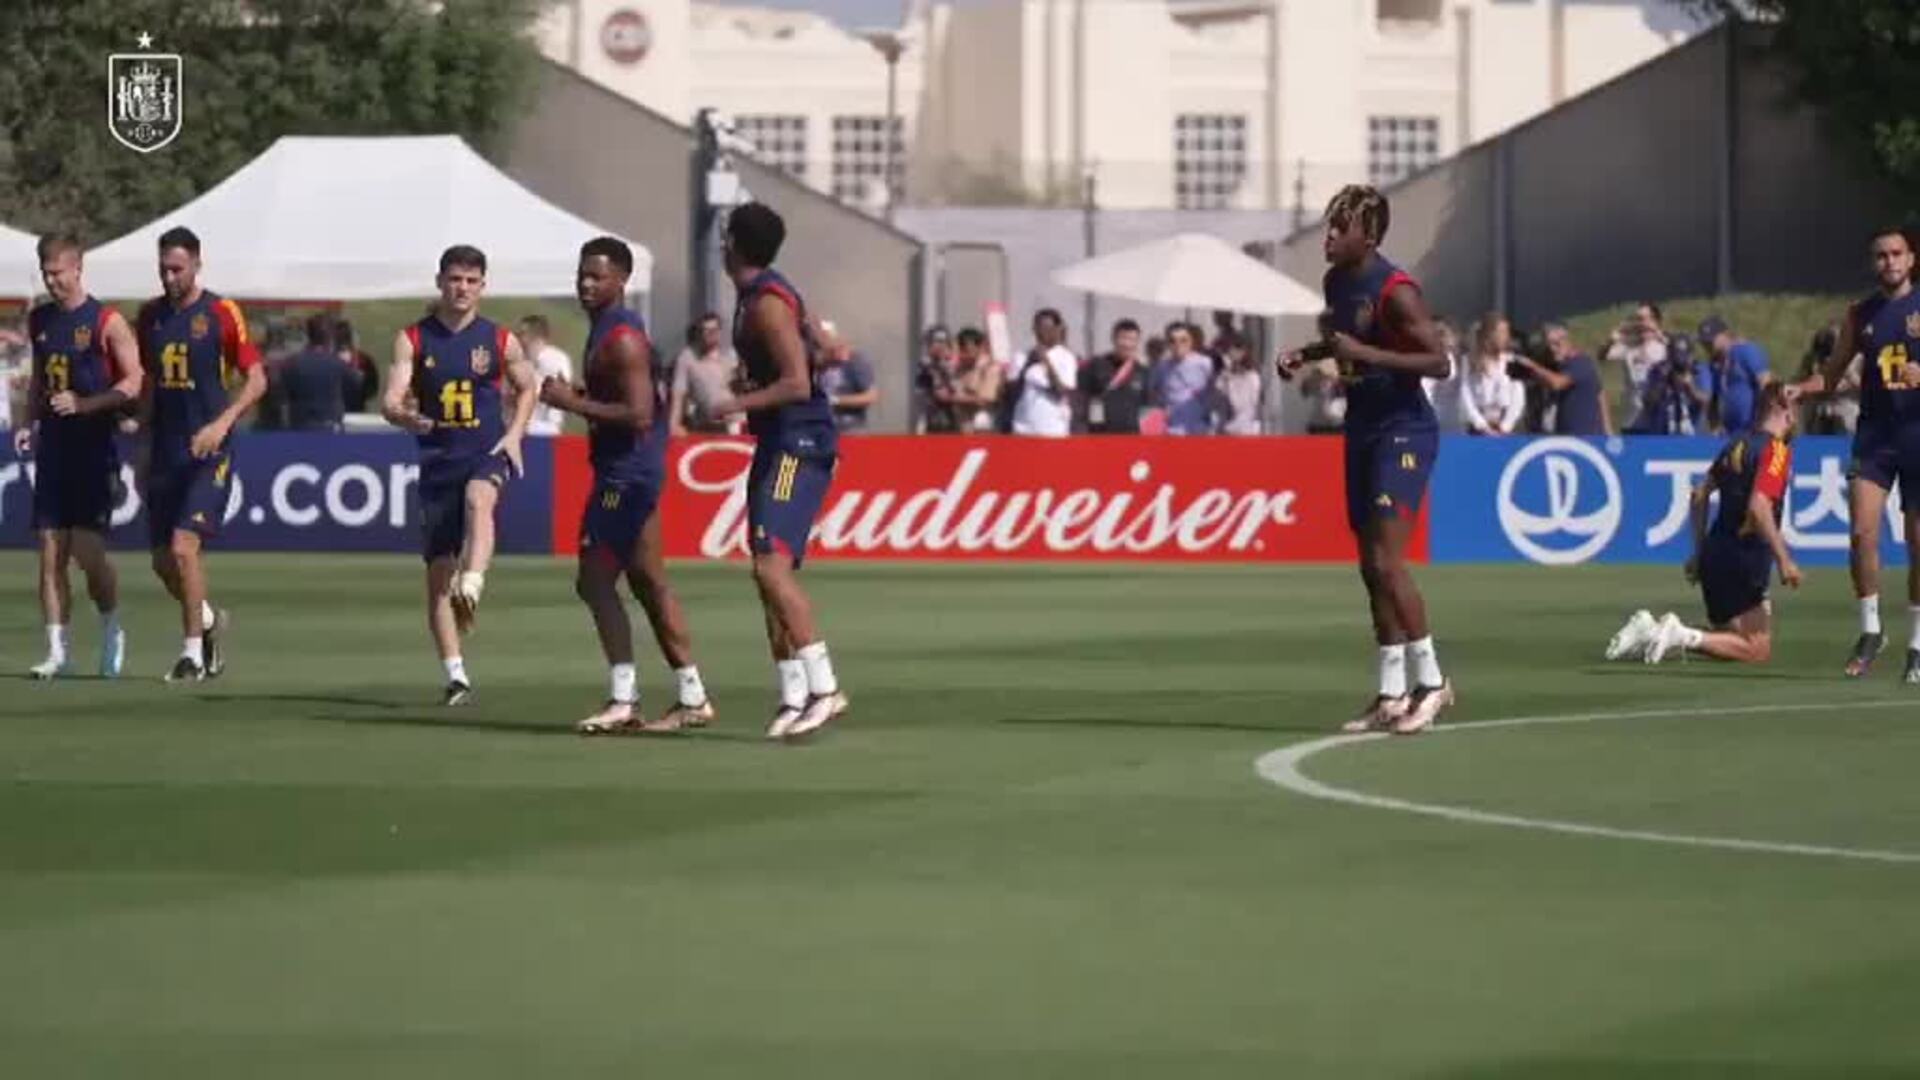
[1254,699,1920,865]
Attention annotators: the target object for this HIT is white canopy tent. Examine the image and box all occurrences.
[1051,232,1321,317]
[84,135,651,301]
[1,220,38,300]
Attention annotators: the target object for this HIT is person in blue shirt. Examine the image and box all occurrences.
[1700,315,1773,435]
[1514,324,1611,435]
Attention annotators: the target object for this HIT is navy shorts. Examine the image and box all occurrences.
[578,473,663,566]
[747,443,835,567]
[146,453,233,548]
[419,453,513,562]
[1700,537,1772,627]
[1344,428,1437,533]
[1849,421,1901,494]
[31,447,117,533]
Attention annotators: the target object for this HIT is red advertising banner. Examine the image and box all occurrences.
[552,436,1421,563]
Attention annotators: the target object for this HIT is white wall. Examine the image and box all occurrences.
[536,0,692,122]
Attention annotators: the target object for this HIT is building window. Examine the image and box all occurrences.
[736,115,808,180]
[831,115,904,204]
[1173,113,1248,210]
[1368,115,1440,186]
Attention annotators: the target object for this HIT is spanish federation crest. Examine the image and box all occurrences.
[108,50,183,154]
[74,325,92,350]
[190,313,209,339]
[470,346,492,377]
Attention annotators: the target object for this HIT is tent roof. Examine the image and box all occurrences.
[1051,232,1321,317]
[84,135,651,300]
[1,221,37,300]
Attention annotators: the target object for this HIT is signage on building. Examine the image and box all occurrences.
[600,8,652,66]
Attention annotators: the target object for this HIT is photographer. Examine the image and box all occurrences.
[1634,335,1711,435]
[1605,302,1668,431]
[1794,323,1860,436]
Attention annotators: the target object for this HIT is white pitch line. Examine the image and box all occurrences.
[1254,699,1920,865]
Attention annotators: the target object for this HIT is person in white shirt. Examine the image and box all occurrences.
[1604,301,1668,431]
[514,315,573,437]
[669,311,742,435]
[1010,308,1077,437]
[1459,314,1527,436]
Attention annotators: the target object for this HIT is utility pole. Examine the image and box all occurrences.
[1082,164,1097,359]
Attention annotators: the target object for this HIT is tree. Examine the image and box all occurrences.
[1676,0,1920,194]
[0,0,548,244]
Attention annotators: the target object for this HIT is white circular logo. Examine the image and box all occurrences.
[600,9,652,65]
[1496,438,1622,565]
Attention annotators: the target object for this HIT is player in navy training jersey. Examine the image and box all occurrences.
[1786,226,1920,680]
[538,237,712,734]
[135,227,266,682]
[1281,186,1453,735]
[380,246,536,706]
[18,233,143,679]
[709,203,848,740]
[1608,384,1803,665]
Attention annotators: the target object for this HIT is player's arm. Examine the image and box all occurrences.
[1330,283,1450,379]
[1683,463,1719,583]
[1791,309,1858,399]
[543,330,654,429]
[491,334,538,476]
[191,300,267,458]
[717,295,811,416]
[668,357,690,436]
[1748,442,1801,587]
[381,330,433,435]
[52,311,142,418]
[130,303,158,429]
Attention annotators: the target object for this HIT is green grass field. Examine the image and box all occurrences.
[3,554,1919,1077]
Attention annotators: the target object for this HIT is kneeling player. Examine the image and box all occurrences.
[1607,384,1802,665]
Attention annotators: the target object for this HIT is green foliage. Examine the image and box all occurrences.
[1677,0,1920,196]
[0,0,547,244]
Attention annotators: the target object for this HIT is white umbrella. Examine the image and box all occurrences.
[0,220,37,301]
[1050,232,1322,317]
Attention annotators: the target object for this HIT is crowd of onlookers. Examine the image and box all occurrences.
[0,301,1862,439]
[913,309,1268,436]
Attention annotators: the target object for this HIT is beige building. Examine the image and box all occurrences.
[537,0,1708,213]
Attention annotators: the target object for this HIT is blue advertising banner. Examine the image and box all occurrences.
[1429,435,1896,566]
[0,433,554,554]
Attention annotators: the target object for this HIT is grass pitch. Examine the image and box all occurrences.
[2,554,1917,1077]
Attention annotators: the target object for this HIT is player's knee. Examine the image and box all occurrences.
[168,533,199,562]
[1852,518,1880,547]
[1747,634,1772,664]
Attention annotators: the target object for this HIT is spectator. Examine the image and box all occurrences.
[1011,308,1077,437]
[817,319,879,432]
[1215,333,1264,435]
[278,312,361,432]
[332,318,379,414]
[1208,309,1239,358]
[1423,318,1466,430]
[1080,318,1151,434]
[1604,302,1668,431]
[1458,314,1526,436]
[1795,323,1860,435]
[516,314,575,437]
[1700,314,1773,435]
[0,314,27,431]
[947,327,1002,433]
[1635,335,1712,435]
[1514,322,1610,436]
[916,325,959,433]
[1298,358,1347,434]
[669,312,740,435]
[1157,322,1216,435]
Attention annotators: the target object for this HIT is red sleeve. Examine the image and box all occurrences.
[403,323,422,354]
[602,323,644,351]
[213,298,261,371]
[758,283,802,318]
[496,324,512,387]
[1754,439,1791,502]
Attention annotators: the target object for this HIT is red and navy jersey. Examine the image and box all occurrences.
[137,290,260,468]
[583,304,667,482]
[407,313,509,467]
[1708,430,1792,545]
[1851,287,1920,428]
[1323,253,1436,434]
[732,269,837,451]
[30,297,122,455]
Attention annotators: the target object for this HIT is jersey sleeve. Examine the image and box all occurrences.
[213,299,262,371]
[1754,439,1791,502]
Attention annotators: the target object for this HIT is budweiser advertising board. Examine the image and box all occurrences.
[551,436,1422,563]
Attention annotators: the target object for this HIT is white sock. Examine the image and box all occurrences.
[200,599,216,628]
[443,656,468,686]
[609,662,638,704]
[776,659,807,710]
[1908,607,1920,652]
[1861,594,1882,636]
[1679,624,1706,649]
[101,608,120,638]
[46,624,68,659]
[797,641,838,697]
[1377,644,1408,698]
[183,636,204,665]
[674,665,707,707]
[1407,635,1443,688]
